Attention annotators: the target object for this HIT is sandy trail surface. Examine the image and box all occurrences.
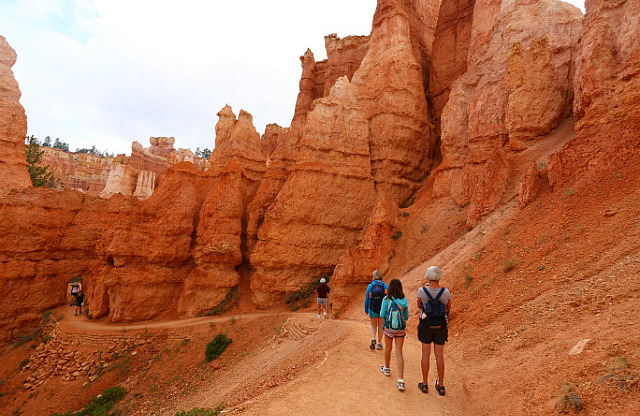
[192,315,469,415]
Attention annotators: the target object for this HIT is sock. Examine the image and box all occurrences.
[398,378,404,382]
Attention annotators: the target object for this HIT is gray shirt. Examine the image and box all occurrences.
[418,286,451,315]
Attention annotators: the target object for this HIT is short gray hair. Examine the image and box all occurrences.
[372,270,382,280]
[425,266,443,281]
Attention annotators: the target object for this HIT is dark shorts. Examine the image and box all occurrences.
[418,322,448,345]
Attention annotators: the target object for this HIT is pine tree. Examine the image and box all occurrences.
[25,135,53,187]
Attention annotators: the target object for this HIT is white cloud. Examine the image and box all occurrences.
[1,0,585,155]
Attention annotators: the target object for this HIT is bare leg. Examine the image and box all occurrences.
[369,317,377,340]
[421,342,432,384]
[376,318,384,344]
[384,335,392,368]
[434,343,445,385]
[394,336,405,379]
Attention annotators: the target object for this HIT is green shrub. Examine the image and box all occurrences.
[174,404,225,416]
[205,334,232,362]
[51,386,126,416]
[502,258,519,273]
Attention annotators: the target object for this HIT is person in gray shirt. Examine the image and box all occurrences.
[417,266,451,396]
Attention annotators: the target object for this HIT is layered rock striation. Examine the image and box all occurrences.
[431,0,582,226]
[0,36,30,194]
[41,137,209,200]
[549,0,640,187]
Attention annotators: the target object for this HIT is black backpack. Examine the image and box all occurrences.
[421,287,447,329]
[370,282,386,314]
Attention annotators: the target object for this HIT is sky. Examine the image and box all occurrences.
[0,0,585,156]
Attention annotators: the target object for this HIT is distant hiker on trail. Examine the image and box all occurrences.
[417,266,451,396]
[364,270,388,350]
[379,278,409,391]
[75,290,85,317]
[316,277,330,319]
[68,280,82,306]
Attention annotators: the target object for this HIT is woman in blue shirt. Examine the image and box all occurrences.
[379,278,409,391]
[364,270,388,350]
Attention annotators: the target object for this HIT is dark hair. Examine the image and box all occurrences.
[386,278,405,300]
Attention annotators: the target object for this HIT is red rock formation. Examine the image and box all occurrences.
[93,163,212,322]
[0,36,30,193]
[549,0,640,188]
[291,35,370,132]
[432,0,582,226]
[331,194,398,287]
[429,0,475,135]
[179,107,267,317]
[41,148,121,194]
[42,137,208,199]
[246,124,298,253]
[250,78,378,306]
[351,0,439,203]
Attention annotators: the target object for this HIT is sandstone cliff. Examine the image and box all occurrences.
[549,0,640,188]
[0,36,30,194]
[291,35,370,132]
[431,0,582,226]
[41,137,209,200]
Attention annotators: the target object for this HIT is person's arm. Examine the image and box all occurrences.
[402,299,409,321]
[379,297,389,319]
[445,294,452,319]
[364,284,371,313]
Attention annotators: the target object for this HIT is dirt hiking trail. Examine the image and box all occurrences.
[225,319,469,415]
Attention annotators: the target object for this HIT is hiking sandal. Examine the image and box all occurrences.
[380,366,390,376]
[418,382,428,393]
[398,380,405,391]
[435,380,446,396]
[376,342,383,350]
[370,339,376,350]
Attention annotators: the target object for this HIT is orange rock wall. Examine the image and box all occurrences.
[432,0,582,226]
[42,137,209,199]
[291,35,370,132]
[0,36,30,194]
[548,0,640,188]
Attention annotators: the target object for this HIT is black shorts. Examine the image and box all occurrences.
[418,321,448,345]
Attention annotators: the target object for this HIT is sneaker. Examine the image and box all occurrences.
[376,342,383,350]
[398,380,405,391]
[370,339,376,350]
[380,366,390,376]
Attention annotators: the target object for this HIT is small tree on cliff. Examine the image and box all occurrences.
[25,135,54,187]
[195,147,212,160]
